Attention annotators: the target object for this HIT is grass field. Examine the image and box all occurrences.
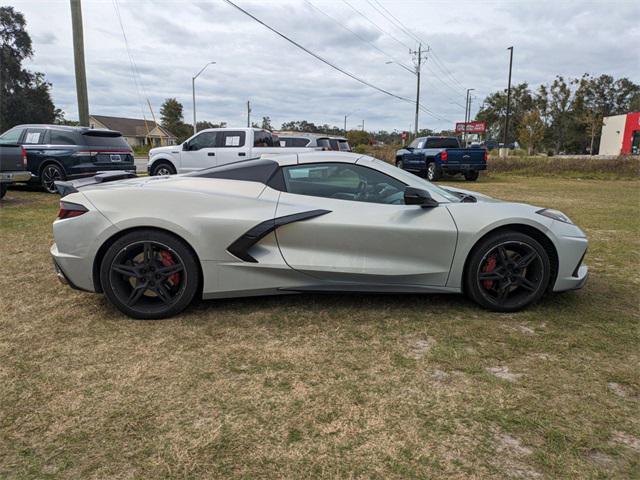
[1,173,638,479]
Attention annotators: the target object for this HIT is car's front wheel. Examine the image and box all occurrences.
[0,184,7,199]
[151,161,176,176]
[100,229,200,319]
[465,231,551,312]
[396,159,404,169]
[41,163,65,193]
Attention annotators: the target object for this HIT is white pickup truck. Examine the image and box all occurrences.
[148,128,317,175]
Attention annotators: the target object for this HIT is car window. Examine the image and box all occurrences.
[316,138,331,149]
[282,162,407,205]
[0,127,24,144]
[187,131,218,151]
[82,132,130,149]
[338,140,351,151]
[253,130,276,147]
[23,128,47,145]
[281,137,309,147]
[425,137,460,148]
[218,131,246,148]
[408,137,423,148]
[50,130,78,145]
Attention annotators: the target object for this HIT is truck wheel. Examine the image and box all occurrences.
[151,161,176,176]
[396,159,404,169]
[464,171,479,181]
[0,184,7,199]
[426,162,442,181]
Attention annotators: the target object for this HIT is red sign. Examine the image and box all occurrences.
[401,131,408,140]
[455,121,487,134]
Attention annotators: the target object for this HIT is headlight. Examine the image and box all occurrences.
[536,208,573,224]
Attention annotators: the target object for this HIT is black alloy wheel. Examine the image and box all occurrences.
[41,164,65,193]
[466,231,550,312]
[100,230,199,319]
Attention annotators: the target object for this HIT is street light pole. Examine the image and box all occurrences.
[192,61,215,135]
[504,46,514,147]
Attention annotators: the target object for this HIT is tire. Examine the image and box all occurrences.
[426,162,442,181]
[464,170,479,181]
[40,163,65,193]
[465,231,551,312]
[0,184,7,199]
[151,161,176,176]
[396,159,404,169]
[100,229,200,319]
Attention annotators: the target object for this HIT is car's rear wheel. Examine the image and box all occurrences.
[151,161,176,176]
[41,163,65,193]
[465,231,550,312]
[464,170,479,181]
[426,162,442,181]
[100,229,200,319]
[0,184,7,199]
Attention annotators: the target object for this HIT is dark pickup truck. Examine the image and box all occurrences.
[0,144,31,199]
[395,136,487,181]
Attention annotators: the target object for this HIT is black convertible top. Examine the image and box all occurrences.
[188,158,284,188]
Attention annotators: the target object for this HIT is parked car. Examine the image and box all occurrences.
[483,139,499,151]
[328,136,351,152]
[51,151,588,319]
[278,133,332,149]
[148,128,318,175]
[395,136,487,181]
[0,125,135,193]
[0,143,31,199]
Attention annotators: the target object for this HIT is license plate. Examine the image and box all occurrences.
[110,154,122,162]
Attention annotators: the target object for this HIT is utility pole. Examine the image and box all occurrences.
[344,115,347,132]
[410,43,429,136]
[70,0,89,126]
[504,46,514,149]
[464,88,474,146]
[246,101,251,127]
[361,119,365,132]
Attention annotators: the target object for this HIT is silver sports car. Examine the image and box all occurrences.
[51,152,588,319]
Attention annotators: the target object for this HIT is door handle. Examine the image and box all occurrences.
[207,152,215,156]
[238,152,246,157]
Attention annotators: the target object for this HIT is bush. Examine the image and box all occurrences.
[132,145,151,156]
[487,155,639,179]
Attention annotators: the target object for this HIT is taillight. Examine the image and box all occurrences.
[21,146,27,168]
[57,201,88,220]
[440,150,448,162]
[484,149,488,162]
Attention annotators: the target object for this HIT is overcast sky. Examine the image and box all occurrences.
[11,0,640,132]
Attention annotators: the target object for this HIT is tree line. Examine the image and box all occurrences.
[476,75,640,154]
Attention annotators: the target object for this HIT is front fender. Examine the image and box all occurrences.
[445,202,555,288]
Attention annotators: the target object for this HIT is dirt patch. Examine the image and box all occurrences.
[611,431,640,452]
[487,366,523,382]
[586,450,616,467]
[494,432,541,478]
[607,382,637,399]
[431,369,449,381]
[405,335,435,359]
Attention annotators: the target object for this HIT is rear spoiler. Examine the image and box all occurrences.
[55,170,137,197]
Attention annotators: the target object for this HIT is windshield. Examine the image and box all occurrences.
[358,156,461,203]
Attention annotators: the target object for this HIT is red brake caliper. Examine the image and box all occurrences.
[482,254,497,289]
[159,250,180,286]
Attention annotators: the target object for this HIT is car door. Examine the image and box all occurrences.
[180,131,218,171]
[273,162,458,287]
[216,130,247,166]
[21,127,49,174]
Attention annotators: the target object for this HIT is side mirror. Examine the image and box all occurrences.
[182,142,189,151]
[404,187,439,208]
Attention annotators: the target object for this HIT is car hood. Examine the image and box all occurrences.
[441,185,501,203]
[149,145,179,156]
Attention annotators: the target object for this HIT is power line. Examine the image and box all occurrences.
[366,0,467,92]
[222,0,451,123]
[341,0,413,52]
[305,0,465,110]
